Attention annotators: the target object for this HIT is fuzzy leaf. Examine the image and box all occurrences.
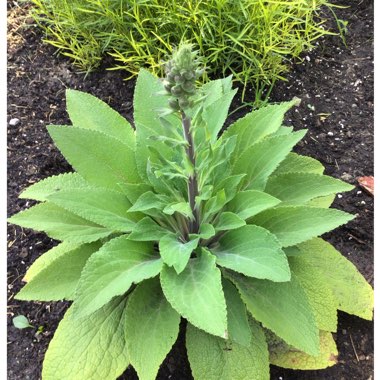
[306,194,335,208]
[16,243,101,301]
[8,203,114,244]
[265,173,353,205]
[213,174,246,202]
[233,130,307,190]
[47,125,140,189]
[267,330,338,370]
[272,152,324,176]
[66,89,135,150]
[160,249,227,338]
[128,191,167,212]
[250,206,355,247]
[19,172,87,201]
[292,238,374,320]
[214,212,246,232]
[42,297,129,380]
[198,223,216,239]
[227,190,281,220]
[73,236,161,318]
[223,100,298,162]
[186,320,269,380]
[229,273,319,355]
[47,187,137,232]
[163,202,193,219]
[203,89,237,142]
[118,183,152,204]
[159,234,199,274]
[128,217,169,241]
[13,315,33,329]
[223,279,251,347]
[213,225,290,282]
[125,278,180,380]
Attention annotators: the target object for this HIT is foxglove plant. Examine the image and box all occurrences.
[9,44,373,380]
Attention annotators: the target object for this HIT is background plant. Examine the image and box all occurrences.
[8,44,373,380]
[30,0,346,103]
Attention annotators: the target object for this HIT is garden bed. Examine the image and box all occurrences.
[7,0,373,379]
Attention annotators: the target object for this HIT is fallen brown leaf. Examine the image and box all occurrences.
[357,176,374,196]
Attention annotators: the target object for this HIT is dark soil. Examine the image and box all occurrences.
[7,0,373,379]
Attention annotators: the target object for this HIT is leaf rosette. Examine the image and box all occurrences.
[9,45,373,380]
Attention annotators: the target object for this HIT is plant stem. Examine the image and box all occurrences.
[181,111,199,234]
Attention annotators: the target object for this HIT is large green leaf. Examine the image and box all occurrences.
[229,273,319,355]
[223,100,297,162]
[47,125,140,189]
[160,249,227,338]
[66,89,135,150]
[223,279,251,347]
[125,278,180,380]
[214,212,246,232]
[8,203,114,244]
[233,130,307,190]
[250,206,354,247]
[186,320,269,380]
[73,236,161,318]
[272,152,324,176]
[267,330,338,370]
[227,190,281,220]
[159,234,199,274]
[128,216,169,241]
[134,69,180,181]
[290,257,338,332]
[118,182,152,204]
[265,173,353,205]
[291,238,374,320]
[19,172,87,201]
[47,187,137,232]
[202,89,237,142]
[128,191,168,213]
[15,243,101,301]
[212,225,290,282]
[42,297,129,380]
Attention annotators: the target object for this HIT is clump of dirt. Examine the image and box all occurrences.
[7,0,373,379]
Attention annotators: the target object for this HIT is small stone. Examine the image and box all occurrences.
[342,329,347,335]
[360,201,366,205]
[341,173,353,181]
[19,247,28,258]
[347,131,352,138]
[9,118,20,126]
[337,194,343,198]
[357,190,362,195]
[359,354,366,361]
[327,131,334,136]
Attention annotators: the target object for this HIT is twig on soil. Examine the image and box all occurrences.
[348,233,366,245]
[349,333,360,362]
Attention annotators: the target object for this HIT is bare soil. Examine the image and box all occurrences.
[7,0,373,379]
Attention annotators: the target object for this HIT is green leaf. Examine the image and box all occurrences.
[214,212,246,232]
[233,130,307,190]
[203,89,238,142]
[12,315,34,329]
[203,190,227,221]
[213,174,246,202]
[249,206,355,247]
[186,320,269,380]
[66,89,135,150]
[212,225,290,282]
[128,217,169,241]
[290,258,338,332]
[47,125,140,190]
[265,173,353,205]
[198,223,216,239]
[125,278,180,380]
[227,190,281,220]
[73,236,161,318]
[8,203,114,244]
[19,173,87,201]
[272,152,324,176]
[47,187,137,232]
[163,201,193,219]
[291,238,374,320]
[160,249,227,338]
[223,100,298,163]
[118,182,152,204]
[306,194,335,208]
[267,330,338,370]
[200,76,233,109]
[229,273,319,355]
[222,279,251,347]
[16,243,101,301]
[23,242,79,282]
[159,234,199,274]
[42,297,129,380]
[134,69,180,181]
[128,191,167,212]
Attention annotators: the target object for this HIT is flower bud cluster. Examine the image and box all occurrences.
[164,43,203,111]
